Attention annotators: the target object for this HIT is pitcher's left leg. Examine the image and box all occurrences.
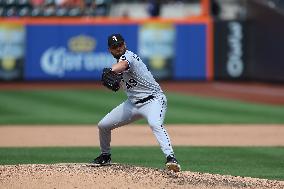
[139,94,173,157]
[139,94,181,172]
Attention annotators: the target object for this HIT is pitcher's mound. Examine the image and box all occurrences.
[0,163,283,189]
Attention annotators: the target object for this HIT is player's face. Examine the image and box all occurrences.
[109,42,126,59]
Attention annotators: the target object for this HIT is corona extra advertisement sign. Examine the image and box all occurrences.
[25,24,138,80]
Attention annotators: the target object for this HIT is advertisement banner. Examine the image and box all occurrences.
[25,25,138,80]
[174,24,207,80]
[0,23,24,81]
[214,20,248,80]
[22,20,209,81]
[138,23,175,80]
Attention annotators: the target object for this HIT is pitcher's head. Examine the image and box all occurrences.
[108,33,127,59]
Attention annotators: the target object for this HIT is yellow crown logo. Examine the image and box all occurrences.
[1,57,16,71]
[68,35,96,52]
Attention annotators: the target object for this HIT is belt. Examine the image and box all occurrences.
[135,95,154,104]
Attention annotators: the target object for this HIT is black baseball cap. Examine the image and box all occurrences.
[108,33,125,48]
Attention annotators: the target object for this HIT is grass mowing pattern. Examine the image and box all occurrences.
[0,147,283,180]
[0,89,284,124]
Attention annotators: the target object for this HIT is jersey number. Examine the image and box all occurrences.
[125,78,138,89]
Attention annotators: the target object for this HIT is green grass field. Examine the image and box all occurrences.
[0,89,283,124]
[0,146,283,180]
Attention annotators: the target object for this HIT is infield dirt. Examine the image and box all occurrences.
[0,125,283,147]
[1,163,284,189]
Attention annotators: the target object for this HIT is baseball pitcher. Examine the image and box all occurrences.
[91,33,181,172]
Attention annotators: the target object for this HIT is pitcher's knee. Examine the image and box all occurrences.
[148,120,161,129]
[98,120,109,130]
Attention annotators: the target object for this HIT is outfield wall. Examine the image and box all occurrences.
[0,17,213,81]
[213,1,284,83]
[246,0,284,82]
[1,2,284,83]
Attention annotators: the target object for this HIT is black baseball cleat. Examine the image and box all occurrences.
[165,154,181,172]
[91,153,111,166]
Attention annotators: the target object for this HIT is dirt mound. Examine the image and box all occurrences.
[0,164,283,189]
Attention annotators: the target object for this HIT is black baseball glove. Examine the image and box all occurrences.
[101,68,122,92]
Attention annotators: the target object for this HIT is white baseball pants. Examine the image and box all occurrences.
[97,93,174,157]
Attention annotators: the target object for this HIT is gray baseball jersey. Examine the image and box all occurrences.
[119,50,163,103]
[98,49,175,158]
